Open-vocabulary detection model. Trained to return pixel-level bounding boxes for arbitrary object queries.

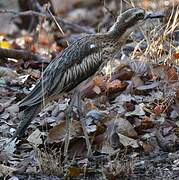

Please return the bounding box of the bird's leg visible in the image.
[63,94,75,161]
[74,90,93,158]
[73,77,94,158]
[63,89,93,161]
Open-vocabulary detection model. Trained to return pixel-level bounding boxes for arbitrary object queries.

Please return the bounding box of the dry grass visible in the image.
[35,1,179,178]
[102,150,136,179]
[36,147,64,176]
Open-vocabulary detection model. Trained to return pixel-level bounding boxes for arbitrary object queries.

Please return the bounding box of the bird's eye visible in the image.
[136,13,144,20]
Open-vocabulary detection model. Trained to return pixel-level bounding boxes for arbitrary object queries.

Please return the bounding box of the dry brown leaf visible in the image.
[38,30,50,46]
[141,142,154,152]
[123,101,135,112]
[68,137,87,158]
[135,117,154,134]
[114,118,138,138]
[67,166,95,177]
[67,166,82,177]
[140,116,154,129]
[92,75,106,86]
[93,133,106,150]
[85,102,97,111]
[154,104,163,115]
[106,80,127,94]
[30,44,38,53]
[173,52,179,59]
[24,35,33,44]
[111,67,133,81]
[48,121,82,141]
[166,67,178,81]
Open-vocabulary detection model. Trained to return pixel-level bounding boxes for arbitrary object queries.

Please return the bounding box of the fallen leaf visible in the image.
[48,121,82,141]
[114,94,135,103]
[136,82,160,91]
[67,166,96,177]
[114,118,138,138]
[118,133,139,148]
[67,166,82,177]
[125,104,145,116]
[173,52,179,59]
[0,40,11,49]
[141,142,154,152]
[27,129,43,146]
[38,30,50,45]
[154,104,163,115]
[93,75,105,86]
[24,35,33,44]
[86,109,106,120]
[123,101,135,112]
[68,137,87,158]
[166,67,178,81]
[111,67,133,81]
[135,116,154,133]
[106,80,127,94]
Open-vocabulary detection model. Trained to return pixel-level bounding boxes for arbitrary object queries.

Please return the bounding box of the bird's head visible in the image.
[108,7,164,38]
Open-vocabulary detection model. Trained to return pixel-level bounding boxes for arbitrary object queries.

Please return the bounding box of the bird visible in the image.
[11,7,164,141]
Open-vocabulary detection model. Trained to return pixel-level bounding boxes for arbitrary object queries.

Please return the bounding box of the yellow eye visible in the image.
[136,13,144,20]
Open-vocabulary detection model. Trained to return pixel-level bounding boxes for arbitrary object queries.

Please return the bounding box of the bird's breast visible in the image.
[102,44,120,61]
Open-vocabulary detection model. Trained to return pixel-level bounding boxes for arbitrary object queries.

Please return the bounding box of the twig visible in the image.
[0,9,94,34]
[103,0,116,19]
[47,5,69,46]
[0,47,46,61]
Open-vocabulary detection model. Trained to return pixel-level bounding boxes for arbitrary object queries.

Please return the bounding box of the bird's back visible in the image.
[19,34,105,109]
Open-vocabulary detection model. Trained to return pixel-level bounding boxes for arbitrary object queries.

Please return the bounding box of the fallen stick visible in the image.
[0,47,46,62]
[0,9,94,34]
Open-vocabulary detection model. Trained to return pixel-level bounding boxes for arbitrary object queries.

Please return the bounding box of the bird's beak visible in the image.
[145,12,165,19]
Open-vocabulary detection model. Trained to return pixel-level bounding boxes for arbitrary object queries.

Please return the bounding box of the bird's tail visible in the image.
[11,103,41,141]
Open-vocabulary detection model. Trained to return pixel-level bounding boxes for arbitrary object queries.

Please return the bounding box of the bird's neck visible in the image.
[106,21,133,45]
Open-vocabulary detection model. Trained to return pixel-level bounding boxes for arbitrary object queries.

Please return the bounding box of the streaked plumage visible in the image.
[12,8,164,140]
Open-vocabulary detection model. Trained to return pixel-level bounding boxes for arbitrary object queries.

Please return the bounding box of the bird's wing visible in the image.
[19,35,103,108]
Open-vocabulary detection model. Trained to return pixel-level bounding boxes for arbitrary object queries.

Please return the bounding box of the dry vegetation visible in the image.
[0,0,179,179]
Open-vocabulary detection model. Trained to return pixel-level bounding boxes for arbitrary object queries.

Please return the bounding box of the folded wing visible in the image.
[19,35,102,108]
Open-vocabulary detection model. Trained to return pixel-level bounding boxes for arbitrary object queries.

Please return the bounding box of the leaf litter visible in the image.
[0,0,179,179]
